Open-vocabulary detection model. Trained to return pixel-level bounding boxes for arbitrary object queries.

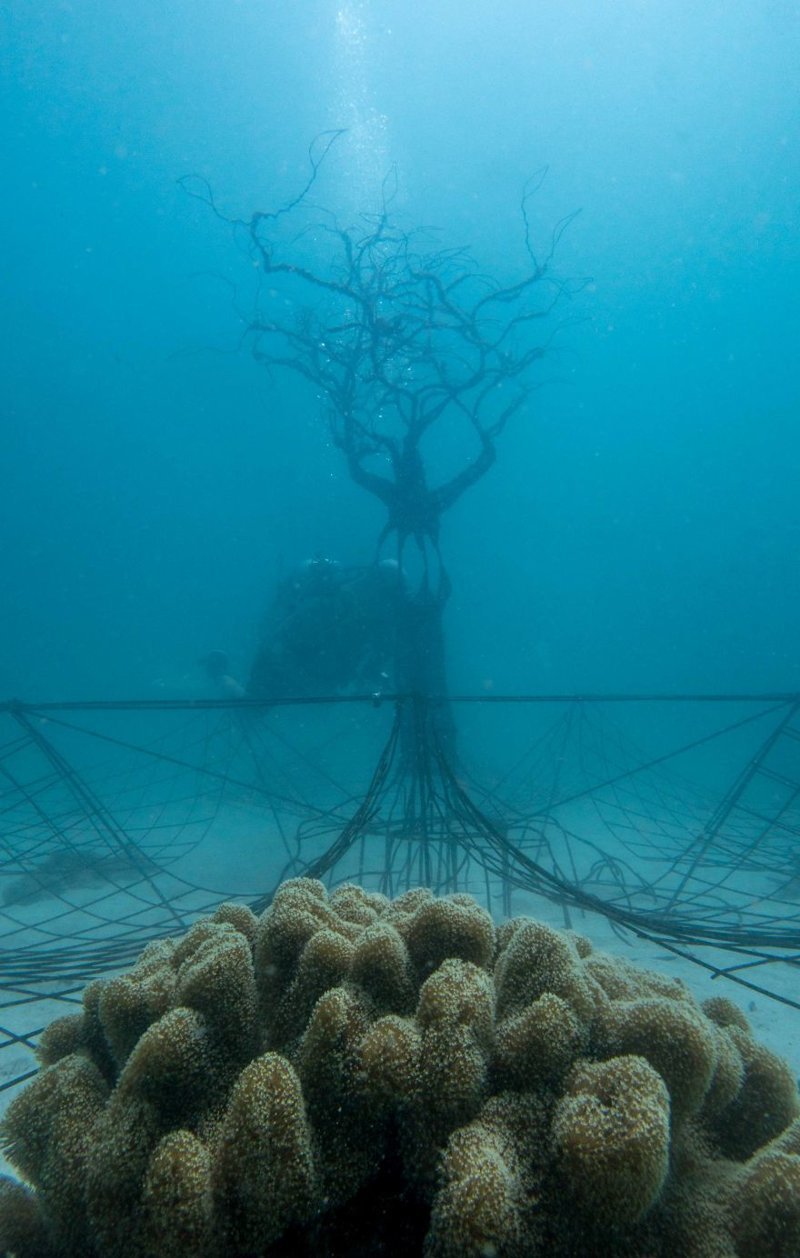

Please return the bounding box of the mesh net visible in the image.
[1,691,799,1104]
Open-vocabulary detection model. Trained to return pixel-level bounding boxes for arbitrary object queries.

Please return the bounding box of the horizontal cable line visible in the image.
[1,692,800,715]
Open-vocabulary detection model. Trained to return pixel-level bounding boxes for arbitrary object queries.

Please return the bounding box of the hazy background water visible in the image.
[3,0,799,705]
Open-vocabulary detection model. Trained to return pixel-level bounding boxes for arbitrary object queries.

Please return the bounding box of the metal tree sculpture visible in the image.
[227,139,579,735]
[186,137,581,895]
[243,141,575,588]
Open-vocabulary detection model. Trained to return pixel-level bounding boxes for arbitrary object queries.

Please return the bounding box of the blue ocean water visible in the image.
[4,5,800,1209]
[2,0,798,704]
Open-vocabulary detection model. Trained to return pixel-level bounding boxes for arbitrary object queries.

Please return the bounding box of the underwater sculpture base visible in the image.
[2,877,800,1257]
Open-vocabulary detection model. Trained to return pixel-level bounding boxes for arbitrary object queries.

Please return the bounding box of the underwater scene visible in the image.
[2,1,800,1253]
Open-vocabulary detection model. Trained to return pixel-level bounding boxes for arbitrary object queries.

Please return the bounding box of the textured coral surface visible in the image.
[1,879,799,1256]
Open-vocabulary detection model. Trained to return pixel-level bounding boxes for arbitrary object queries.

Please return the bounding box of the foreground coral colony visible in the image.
[1,880,800,1256]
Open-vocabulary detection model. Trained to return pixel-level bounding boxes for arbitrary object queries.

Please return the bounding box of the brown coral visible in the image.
[141,1130,213,1258]
[593,996,718,1120]
[493,991,585,1089]
[553,1054,671,1226]
[0,1177,50,1258]
[426,1092,551,1257]
[712,1024,800,1159]
[1,1053,108,1253]
[0,881,798,1258]
[175,924,258,1061]
[212,1053,315,1251]
[404,895,495,977]
[732,1145,800,1256]
[494,918,595,1022]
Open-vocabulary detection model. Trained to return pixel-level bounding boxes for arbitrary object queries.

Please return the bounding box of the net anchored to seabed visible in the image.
[1,690,800,1097]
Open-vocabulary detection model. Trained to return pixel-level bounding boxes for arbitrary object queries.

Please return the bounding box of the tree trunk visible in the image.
[395,588,456,763]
